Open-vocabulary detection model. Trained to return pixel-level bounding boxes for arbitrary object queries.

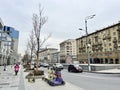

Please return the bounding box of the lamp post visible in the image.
[79,14,95,71]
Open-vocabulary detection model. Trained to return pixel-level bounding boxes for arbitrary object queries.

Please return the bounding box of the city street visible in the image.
[1,65,120,90]
[62,69,120,90]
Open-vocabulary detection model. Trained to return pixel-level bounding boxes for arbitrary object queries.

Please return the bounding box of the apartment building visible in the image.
[76,21,120,64]
[38,48,58,64]
[60,39,77,63]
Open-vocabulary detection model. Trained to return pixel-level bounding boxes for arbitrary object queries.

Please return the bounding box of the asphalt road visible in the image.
[62,69,120,90]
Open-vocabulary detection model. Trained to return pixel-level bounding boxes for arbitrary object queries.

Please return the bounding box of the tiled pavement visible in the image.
[0,65,20,90]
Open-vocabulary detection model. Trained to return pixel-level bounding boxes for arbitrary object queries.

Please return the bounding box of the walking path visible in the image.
[0,65,21,90]
[23,71,84,90]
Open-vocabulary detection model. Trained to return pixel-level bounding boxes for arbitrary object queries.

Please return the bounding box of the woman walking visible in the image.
[14,64,20,75]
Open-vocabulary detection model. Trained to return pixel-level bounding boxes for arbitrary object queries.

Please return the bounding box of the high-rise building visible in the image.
[2,26,19,64]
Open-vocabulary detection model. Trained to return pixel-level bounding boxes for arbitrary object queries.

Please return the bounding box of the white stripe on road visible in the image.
[63,70,119,81]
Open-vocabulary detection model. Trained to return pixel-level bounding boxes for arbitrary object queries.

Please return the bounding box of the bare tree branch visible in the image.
[32,4,50,72]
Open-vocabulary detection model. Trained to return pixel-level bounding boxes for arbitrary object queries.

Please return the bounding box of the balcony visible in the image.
[114,44,118,49]
[113,39,117,43]
[103,36,106,40]
[92,47,95,51]
[117,27,120,31]
[106,34,111,39]
[98,41,102,45]
[98,46,103,51]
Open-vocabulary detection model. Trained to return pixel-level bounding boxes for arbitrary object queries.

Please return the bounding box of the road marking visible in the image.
[63,70,119,80]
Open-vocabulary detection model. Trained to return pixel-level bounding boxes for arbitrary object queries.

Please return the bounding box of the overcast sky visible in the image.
[0,0,120,55]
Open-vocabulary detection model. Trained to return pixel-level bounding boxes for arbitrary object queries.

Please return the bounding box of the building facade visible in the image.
[60,39,77,63]
[0,20,19,65]
[76,21,120,64]
[2,26,19,64]
[51,52,60,63]
[38,48,58,64]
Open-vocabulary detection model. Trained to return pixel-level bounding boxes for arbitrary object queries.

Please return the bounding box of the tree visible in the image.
[32,4,51,73]
[28,30,36,62]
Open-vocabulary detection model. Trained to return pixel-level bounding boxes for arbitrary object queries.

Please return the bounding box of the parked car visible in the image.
[39,63,49,67]
[55,63,64,70]
[68,64,83,73]
[43,63,49,67]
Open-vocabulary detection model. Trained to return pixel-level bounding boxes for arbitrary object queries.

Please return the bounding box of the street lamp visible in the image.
[79,14,95,71]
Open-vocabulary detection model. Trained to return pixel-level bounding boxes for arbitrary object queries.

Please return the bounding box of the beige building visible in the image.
[38,48,58,64]
[76,21,120,64]
[60,39,77,63]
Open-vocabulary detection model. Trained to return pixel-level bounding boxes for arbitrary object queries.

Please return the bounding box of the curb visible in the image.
[83,70,120,74]
[90,71,120,74]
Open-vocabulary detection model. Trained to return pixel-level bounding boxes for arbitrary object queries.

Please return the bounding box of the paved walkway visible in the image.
[23,71,84,90]
[0,65,21,90]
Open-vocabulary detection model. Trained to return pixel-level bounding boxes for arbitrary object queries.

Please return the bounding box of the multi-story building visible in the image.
[2,26,19,64]
[0,19,13,65]
[51,52,60,63]
[60,39,77,63]
[76,21,120,64]
[0,18,3,29]
[38,48,58,64]
[0,18,19,65]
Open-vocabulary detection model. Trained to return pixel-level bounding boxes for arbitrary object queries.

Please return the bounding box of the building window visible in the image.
[110,59,113,64]
[104,44,106,47]
[113,32,116,35]
[114,37,117,40]
[110,48,112,51]
[115,59,119,64]
[104,49,107,52]
[105,58,108,63]
[113,27,115,30]
[109,43,111,46]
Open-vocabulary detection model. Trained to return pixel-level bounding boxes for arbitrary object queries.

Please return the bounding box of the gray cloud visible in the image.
[0,0,120,55]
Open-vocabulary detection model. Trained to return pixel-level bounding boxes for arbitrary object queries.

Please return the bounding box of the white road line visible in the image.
[62,70,119,80]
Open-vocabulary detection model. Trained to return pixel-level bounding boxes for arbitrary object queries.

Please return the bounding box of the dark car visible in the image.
[68,64,83,73]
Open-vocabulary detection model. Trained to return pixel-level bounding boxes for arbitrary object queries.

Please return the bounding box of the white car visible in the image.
[55,63,64,70]
[43,63,49,67]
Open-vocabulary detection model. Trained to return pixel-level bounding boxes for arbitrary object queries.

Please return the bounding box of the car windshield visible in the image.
[74,64,80,67]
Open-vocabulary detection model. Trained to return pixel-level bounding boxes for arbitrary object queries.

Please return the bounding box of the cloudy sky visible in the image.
[0,0,120,55]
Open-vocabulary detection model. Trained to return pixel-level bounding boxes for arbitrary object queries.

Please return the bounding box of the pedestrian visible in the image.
[3,63,7,71]
[14,63,20,75]
[53,64,57,71]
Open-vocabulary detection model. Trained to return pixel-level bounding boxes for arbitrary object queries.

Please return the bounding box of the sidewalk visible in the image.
[91,68,120,74]
[0,65,21,90]
[23,71,84,90]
